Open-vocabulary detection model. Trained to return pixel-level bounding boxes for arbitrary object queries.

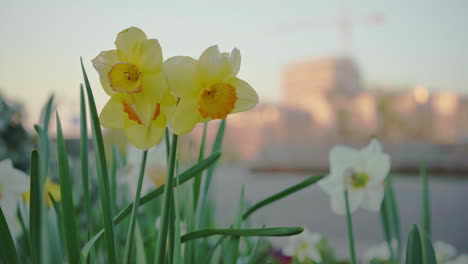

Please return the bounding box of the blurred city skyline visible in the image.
[1,0,468,129]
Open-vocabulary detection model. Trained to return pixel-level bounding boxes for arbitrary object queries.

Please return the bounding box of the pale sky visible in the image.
[1,0,468,130]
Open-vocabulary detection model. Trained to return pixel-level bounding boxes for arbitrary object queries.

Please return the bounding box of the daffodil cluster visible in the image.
[92,27,259,150]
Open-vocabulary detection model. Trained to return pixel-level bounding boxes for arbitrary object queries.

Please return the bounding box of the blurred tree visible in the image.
[0,94,33,171]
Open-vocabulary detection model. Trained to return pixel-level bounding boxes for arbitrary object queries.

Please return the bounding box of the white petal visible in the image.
[360,138,383,156]
[330,189,363,215]
[366,153,391,182]
[329,146,359,174]
[361,184,385,211]
[318,173,344,195]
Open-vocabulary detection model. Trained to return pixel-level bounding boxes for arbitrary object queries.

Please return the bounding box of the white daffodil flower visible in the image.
[0,159,29,235]
[362,240,398,263]
[119,143,167,200]
[318,139,390,215]
[434,241,457,264]
[446,254,468,264]
[283,228,322,263]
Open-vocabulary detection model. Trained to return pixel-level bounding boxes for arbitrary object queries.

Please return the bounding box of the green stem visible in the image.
[122,150,148,264]
[344,190,357,264]
[155,134,178,264]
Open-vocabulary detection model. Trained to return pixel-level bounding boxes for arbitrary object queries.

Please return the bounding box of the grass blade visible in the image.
[29,149,41,264]
[56,113,80,264]
[155,134,179,264]
[80,58,117,262]
[123,150,149,263]
[420,163,431,237]
[181,227,304,243]
[80,152,221,260]
[0,206,21,264]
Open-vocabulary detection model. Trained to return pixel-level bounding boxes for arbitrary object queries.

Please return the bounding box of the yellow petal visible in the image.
[163,56,202,98]
[226,48,241,79]
[127,83,164,126]
[45,178,61,206]
[92,50,120,96]
[135,39,163,73]
[115,27,147,61]
[99,94,135,129]
[170,99,202,135]
[140,72,168,102]
[197,45,230,85]
[125,123,165,150]
[228,78,259,113]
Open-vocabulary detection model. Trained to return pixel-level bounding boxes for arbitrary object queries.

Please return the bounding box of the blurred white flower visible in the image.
[434,241,457,263]
[362,240,398,263]
[283,228,322,263]
[446,254,468,264]
[0,159,29,236]
[119,143,167,199]
[318,139,390,215]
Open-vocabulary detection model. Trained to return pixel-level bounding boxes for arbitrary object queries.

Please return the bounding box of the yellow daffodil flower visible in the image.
[163,45,259,135]
[92,27,173,149]
[23,178,61,207]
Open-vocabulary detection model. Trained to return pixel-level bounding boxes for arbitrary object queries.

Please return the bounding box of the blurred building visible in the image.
[210,56,468,170]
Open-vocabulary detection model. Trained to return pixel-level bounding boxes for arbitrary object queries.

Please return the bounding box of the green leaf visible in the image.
[56,113,80,264]
[380,173,401,261]
[155,135,179,264]
[420,163,431,237]
[79,84,93,261]
[199,119,226,227]
[420,228,437,264]
[243,174,324,219]
[80,58,117,263]
[193,122,207,210]
[135,221,148,264]
[32,96,53,264]
[0,206,21,264]
[405,225,422,264]
[172,166,183,264]
[225,185,245,264]
[181,227,304,243]
[29,149,41,264]
[210,174,325,256]
[123,150,149,263]
[405,224,436,264]
[80,152,222,261]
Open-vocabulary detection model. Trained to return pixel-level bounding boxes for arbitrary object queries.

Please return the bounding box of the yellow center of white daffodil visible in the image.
[108,63,142,93]
[122,99,161,125]
[198,83,238,119]
[350,172,369,189]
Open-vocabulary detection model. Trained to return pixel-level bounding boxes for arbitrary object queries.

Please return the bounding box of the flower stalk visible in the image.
[345,190,357,264]
[123,150,149,263]
[155,134,178,263]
